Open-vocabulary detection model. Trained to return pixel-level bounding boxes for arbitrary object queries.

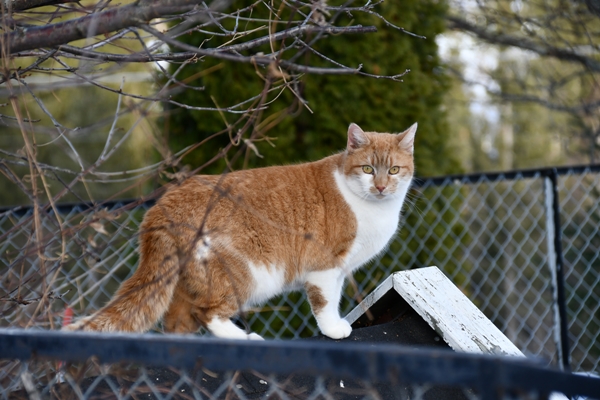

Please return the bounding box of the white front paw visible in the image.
[320,319,352,340]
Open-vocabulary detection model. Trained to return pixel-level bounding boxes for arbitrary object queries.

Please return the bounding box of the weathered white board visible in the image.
[345,266,524,357]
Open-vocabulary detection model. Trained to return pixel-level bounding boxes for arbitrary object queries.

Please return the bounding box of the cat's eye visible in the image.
[389,166,400,175]
[362,165,374,174]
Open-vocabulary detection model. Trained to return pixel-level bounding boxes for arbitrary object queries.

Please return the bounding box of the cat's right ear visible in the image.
[398,122,417,154]
[347,123,368,151]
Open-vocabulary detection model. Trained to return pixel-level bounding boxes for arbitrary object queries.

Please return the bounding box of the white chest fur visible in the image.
[333,170,409,271]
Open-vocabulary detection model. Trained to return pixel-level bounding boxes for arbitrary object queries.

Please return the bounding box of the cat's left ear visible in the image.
[398,123,417,154]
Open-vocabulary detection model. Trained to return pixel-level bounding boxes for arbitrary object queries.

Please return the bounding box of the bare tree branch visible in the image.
[42,24,376,64]
[2,0,202,55]
[4,0,76,12]
[139,23,376,76]
[446,15,600,73]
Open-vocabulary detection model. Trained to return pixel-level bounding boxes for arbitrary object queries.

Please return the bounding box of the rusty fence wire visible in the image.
[1,165,599,375]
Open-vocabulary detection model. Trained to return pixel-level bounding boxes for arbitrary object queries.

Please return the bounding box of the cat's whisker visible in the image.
[359,191,371,201]
[402,192,426,219]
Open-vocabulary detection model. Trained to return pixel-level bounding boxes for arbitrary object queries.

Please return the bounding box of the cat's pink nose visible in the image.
[376,185,386,193]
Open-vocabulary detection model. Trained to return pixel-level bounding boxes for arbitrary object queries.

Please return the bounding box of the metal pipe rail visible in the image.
[1,329,599,400]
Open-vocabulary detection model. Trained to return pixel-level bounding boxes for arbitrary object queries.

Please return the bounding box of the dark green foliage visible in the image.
[167,0,459,177]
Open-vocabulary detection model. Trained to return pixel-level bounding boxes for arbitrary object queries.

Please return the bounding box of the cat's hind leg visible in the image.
[305,268,352,339]
[163,288,262,340]
[179,255,263,340]
[163,287,202,334]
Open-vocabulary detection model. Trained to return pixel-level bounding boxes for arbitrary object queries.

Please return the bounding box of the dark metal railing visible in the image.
[1,329,599,400]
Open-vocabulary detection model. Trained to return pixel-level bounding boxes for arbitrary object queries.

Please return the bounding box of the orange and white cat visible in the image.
[65,122,417,340]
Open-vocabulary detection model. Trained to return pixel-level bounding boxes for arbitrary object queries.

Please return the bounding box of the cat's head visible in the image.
[341,123,416,201]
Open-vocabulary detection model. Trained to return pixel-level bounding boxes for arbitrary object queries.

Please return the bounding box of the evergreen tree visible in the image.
[166,0,460,177]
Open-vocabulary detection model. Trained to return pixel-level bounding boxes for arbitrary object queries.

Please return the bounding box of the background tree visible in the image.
[443,0,600,168]
[167,0,460,177]
[440,0,600,370]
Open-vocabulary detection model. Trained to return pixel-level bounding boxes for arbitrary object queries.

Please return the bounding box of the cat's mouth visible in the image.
[375,194,385,199]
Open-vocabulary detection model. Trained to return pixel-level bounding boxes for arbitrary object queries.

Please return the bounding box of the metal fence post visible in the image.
[543,169,571,372]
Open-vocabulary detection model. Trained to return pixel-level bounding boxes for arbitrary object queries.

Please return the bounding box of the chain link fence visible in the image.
[2,354,484,400]
[1,166,599,374]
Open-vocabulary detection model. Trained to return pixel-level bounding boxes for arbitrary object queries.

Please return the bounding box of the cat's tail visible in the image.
[64,222,181,333]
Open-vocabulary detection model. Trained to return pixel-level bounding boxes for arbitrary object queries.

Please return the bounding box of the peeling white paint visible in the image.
[392,267,523,356]
[345,267,524,357]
